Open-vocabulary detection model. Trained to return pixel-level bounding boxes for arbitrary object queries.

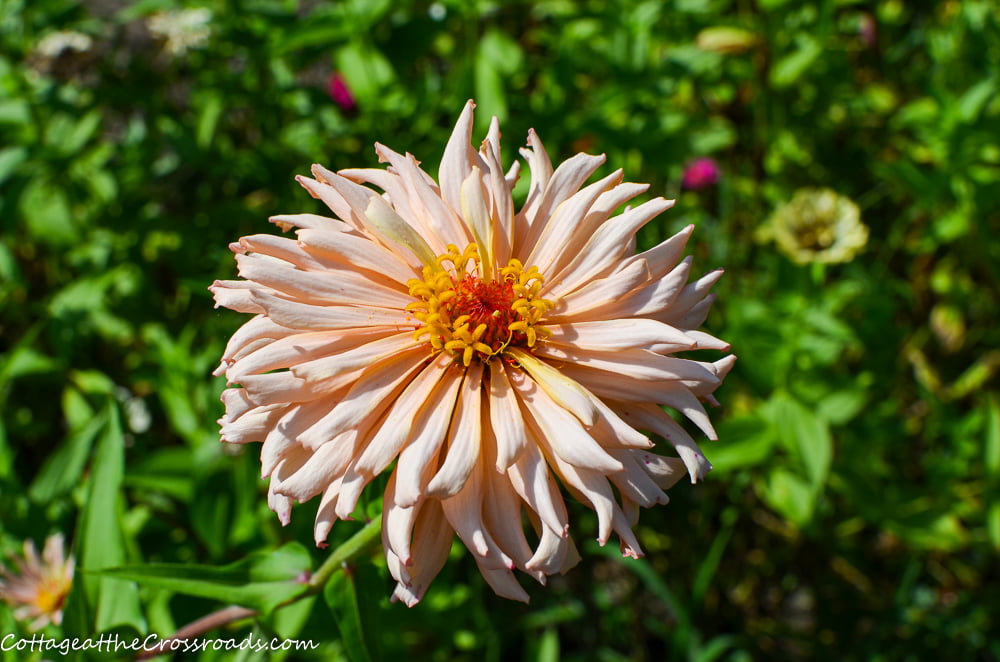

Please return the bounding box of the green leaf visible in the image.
[98,542,313,615]
[20,177,77,246]
[985,393,1000,476]
[988,502,1000,552]
[0,418,11,480]
[760,467,814,526]
[196,94,224,149]
[536,627,560,662]
[28,405,104,502]
[957,77,996,123]
[708,416,776,473]
[325,562,381,662]
[336,41,396,107]
[770,37,823,88]
[885,512,968,551]
[0,146,27,186]
[77,402,147,633]
[772,394,833,490]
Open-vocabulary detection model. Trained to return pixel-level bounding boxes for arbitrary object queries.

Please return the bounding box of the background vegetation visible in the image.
[2,0,998,660]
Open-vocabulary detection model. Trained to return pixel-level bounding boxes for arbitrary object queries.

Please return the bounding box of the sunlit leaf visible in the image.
[98,542,313,615]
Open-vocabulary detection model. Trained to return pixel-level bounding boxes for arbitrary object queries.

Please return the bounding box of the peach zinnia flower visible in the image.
[212,101,733,605]
[0,534,75,631]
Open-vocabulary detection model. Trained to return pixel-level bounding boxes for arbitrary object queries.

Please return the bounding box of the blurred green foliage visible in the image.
[1,0,998,660]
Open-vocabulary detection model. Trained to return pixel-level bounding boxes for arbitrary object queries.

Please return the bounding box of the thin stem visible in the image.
[134,515,383,661]
[137,606,256,660]
[306,514,383,594]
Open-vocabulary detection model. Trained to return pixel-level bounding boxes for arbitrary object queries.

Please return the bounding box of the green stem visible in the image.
[306,514,383,594]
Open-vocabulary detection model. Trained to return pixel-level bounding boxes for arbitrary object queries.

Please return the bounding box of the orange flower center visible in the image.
[407,243,554,365]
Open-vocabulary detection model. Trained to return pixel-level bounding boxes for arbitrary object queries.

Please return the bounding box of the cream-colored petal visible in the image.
[427,362,484,498]
[234,233,321,267]
[274,430,359,501]
[362,194,438,268]
[383,486,453,606]
[621,224,694,279]
[520,152,606,247]
[477,566,530,603]
[291,332,419,383]
[489,359,528,471]
[506,441,569,537]
[478,132,514,266]
[210,280,265,313]
[217,315,296,368]
[535,344,721,385]
[460,166,496,275]
[372,143,469,244]
[508,348,599,427]
[545,319,695,352]
[481,458,537,577]
[607,449,672,508]
[296,227,417,286]
[218,388,260,425]
[509,368,624,473]
[684,330,732,352]
[312,475,346,546]
[514,128,553,240]
[624,256,693,319]
[439,100,487,217]
[392,365,465,508]
[250,288,413,330]
[235,252,414,309]
[658,270,724,326]
[269,212,349,232]
[352,355,458,478]
[613,402,713,483]
[547,258,651,321]
[524,168,623,276]
[226,327,399,382]
[547,197,674,296]
[295,347,430,449]
[219,405,284,444]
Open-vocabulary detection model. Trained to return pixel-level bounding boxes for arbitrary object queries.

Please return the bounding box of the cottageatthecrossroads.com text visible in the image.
[2,632,320,656]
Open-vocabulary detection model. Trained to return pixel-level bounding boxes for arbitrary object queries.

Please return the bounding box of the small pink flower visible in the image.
[0,534,75,631]
[681,158,721,190]
[327,73,356,112]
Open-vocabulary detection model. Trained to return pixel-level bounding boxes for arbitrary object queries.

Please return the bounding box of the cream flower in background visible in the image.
[0,534,75,631]
[212,101,734,605]
[147,8,212,56]
[757,187,868,264]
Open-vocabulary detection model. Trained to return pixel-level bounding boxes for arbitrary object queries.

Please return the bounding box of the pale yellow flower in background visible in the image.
[211,101,734,605]
[757,187,869,264]
[147,8,212,56]
[0,534,75,631]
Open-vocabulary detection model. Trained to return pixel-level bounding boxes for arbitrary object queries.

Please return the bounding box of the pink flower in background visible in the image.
[327,73,356,111]
[212,100,733,605]
[681,157,721,190]
[0,534,75,631]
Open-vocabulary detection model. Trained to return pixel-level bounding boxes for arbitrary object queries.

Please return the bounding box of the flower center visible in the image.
[407,243,554,366]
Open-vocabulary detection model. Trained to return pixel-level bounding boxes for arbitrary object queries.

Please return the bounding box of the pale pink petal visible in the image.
[392,366,465,508]
[489,360,528,471]
[508,368,623,473]
[296,227,418,286]
[520,152,606,247]
[235,251,414,309]
[613,401,714,482]
[427,362,484,497]
[439,100,486,217]
[250,289,413,330]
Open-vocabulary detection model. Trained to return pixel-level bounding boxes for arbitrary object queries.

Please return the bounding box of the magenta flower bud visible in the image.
[327,73,356,111]
[681,158,721,190]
